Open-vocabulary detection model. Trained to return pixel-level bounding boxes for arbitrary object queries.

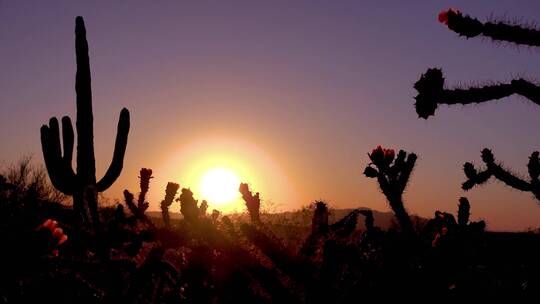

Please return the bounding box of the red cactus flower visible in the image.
[39,219,68,256]
[438,8,461,25]
[369,145,385,164]
[369,146,395,168]
[383,148,395,163]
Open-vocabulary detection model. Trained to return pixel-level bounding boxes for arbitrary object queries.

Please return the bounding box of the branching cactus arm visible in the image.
[439,8,540,46]
[462,148,540,202]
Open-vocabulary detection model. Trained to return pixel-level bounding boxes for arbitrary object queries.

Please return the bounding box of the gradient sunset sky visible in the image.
[2,1,540,230]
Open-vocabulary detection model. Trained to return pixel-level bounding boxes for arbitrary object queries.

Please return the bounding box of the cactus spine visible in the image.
[40,16,130,227]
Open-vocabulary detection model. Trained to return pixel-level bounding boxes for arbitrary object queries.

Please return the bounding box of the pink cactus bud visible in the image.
[438,8,461,26]
[384,148,395,163]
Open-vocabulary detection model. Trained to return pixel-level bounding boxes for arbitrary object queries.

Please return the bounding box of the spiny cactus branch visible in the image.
[137,168,153,209]
[414,68,540,119]
[462,148,540,202]
[440,8,540,46]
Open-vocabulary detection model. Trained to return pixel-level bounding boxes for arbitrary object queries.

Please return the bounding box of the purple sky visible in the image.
[2,1,540,230]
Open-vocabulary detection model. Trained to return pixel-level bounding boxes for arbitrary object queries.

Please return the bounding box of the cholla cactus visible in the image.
[199,200,208,217]
[329,209,360,237]
[312,201,329,234]
[457,197,470,227]
[359,209,375,232]
[414,68,540,119]
[138,168,153,211]
[462,148,540,203]
[414,9,540,118]
[423,197,485,247]
[123,190,139,217]
[364,146,416,235]
[239,183,260,224]
[178,188,199,223]
[123,168,154,223]
[40,17,130,227]
[160,182,180,228]
[211,209,220,223]
[439,8,540,46]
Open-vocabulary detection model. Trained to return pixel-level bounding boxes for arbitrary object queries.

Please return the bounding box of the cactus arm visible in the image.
[488,163,531,191]
[75,16,96,184]
[462,149,540,202]
[414,68,540,119]
[96,108,130,192]
[397,153,417,193]
[441,84,515,105]
[445,10,540,46]
[40,119,74,195]
[61,116,74,165]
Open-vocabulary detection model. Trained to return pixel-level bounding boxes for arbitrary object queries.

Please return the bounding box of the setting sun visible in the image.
[199,167,241,206]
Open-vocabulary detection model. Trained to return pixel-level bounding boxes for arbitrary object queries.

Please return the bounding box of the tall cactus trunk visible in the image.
[388,196,414,236]
[40,16,130,230]
[75,16,97,187]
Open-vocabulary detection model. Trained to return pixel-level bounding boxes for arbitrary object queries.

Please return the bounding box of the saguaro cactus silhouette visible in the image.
[462,148,540,203]
[40,16,130,227]
[364,146,416,235]
[414,9,540,118]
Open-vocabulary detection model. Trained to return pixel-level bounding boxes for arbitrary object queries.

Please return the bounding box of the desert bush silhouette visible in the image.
[414,9,540,119]
[40,16,130,229]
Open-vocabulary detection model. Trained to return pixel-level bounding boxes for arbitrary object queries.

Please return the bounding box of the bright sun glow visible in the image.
[199,168,240,205]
